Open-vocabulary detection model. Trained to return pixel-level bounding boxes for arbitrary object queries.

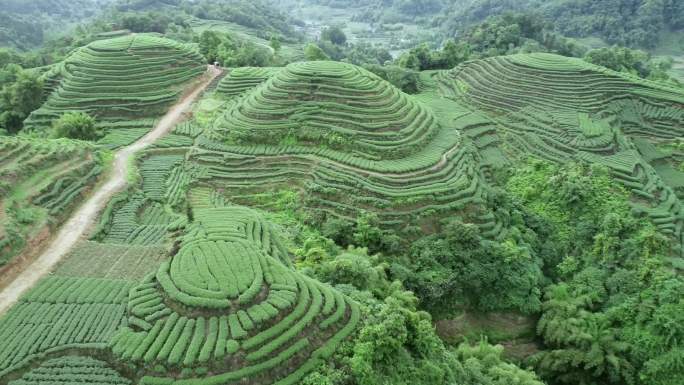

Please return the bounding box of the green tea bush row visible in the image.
[212,61,440,160]
[7,356,131,385]
[108,206,359,383]
[216,67,281,98]
[0,277,130,373]
[24,34,205,135]
[140,154,185,201]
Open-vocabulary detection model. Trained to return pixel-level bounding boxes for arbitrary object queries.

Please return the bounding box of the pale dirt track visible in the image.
[0,66,221,316]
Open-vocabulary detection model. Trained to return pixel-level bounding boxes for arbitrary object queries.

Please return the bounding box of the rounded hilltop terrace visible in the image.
[190,61,500,234]
[214,61,440,160]
[24,34,206,134]
[438,52,684,166]
[110,206,360,385]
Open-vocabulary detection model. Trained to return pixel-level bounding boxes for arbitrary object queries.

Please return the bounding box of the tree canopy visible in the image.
[51,112,101,140]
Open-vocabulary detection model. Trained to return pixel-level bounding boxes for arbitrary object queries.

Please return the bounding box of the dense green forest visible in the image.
[0,1,683,385]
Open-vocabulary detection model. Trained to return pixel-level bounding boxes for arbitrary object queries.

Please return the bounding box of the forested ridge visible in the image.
[0,1,683,385]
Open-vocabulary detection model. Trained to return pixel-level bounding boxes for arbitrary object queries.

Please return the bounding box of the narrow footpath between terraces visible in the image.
[0,65,222,315]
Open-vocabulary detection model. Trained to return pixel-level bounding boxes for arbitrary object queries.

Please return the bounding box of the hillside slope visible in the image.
[0,137,104,267]
[197,61,497,236]
[440,52,684,259]
[25,34,206,148]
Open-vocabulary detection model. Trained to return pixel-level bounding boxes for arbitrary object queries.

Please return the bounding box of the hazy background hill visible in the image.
[270,0,684,49]
[0,0,114,50]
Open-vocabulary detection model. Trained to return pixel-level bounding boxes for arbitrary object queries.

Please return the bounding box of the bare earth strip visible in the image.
[0,66,222,315]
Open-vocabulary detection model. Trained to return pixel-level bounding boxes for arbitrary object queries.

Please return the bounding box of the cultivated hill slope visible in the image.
[24,34,206,148]
[215,67,281,99]
[216,61,440,160]
[194,61,499,235]
[0,205,359,385]
[112,206,359,385]
[439,52,684,257]
[0,137,104,266]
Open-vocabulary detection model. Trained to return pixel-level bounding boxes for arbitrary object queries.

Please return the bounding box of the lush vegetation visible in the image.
[0,61,44,135]
[396,11,679,85]
[584,46,677,82]
[198,30,275,67]
[507,161,684,385]
[24,34,205,145]
[0,137,105,266]
[0,2,683,385]
[52,112,101,140]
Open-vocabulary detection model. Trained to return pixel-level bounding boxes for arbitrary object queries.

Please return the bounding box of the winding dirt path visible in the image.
[0,66,222,316]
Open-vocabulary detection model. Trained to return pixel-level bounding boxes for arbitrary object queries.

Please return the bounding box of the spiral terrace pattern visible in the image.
[24,34,205,145]
[110,206,360,385]
[440,52,684,256]
[214,61,440,160]
[7,356,131,385]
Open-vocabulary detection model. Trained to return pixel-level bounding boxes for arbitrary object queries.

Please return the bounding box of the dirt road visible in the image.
[0,66,221,316]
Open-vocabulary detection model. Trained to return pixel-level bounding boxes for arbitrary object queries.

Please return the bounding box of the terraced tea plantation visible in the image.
[0,137,104,267]
[439,53,684,256]
[0,200,359,385]
[25,34,205,148]
[112,206,359,385]
[0,77,361,383]
[196,62,497,234]
[215,67,281,99]
[217,61,440,159]
[2,27,684,384]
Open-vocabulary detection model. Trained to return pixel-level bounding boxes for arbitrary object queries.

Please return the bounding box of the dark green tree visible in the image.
[362,64,420,94]
[51,112,100,140]
[269,34,282,54]
[198,30,273,67]
[0,68,43,134]
[321,26,347,46]
[304,43,331,61]
[439,39,472,69]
